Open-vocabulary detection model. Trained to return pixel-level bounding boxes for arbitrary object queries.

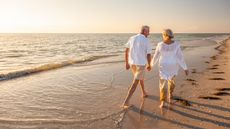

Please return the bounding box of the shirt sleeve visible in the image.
[176,44,188,70]
[151,43,160,67]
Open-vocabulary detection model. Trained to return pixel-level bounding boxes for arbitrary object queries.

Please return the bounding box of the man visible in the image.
[122,25,152,108]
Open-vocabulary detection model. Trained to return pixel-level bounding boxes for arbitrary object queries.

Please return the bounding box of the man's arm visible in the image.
[125,48,130,70]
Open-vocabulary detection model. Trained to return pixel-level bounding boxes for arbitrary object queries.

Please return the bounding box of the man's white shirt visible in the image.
[126,34,152,66]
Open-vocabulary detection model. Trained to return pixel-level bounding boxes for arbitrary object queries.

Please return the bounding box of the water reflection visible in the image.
[139,98,146,121]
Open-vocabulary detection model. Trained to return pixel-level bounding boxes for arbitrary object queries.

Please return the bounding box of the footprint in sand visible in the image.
[191,69,197,73]
[207,67,218,70]
[191,82,198,86]
[198,96,221,100]
[186,78,196,82]
[205,61,210,64]
[173,97,191,106]
[215,88,230,91]
[213,92,230,96]
[186,78,198,86]
[210,56,217,60]
[208,78,225,80]
[213,72,225,74]
[218,50,224,54]
[212,64,219,67]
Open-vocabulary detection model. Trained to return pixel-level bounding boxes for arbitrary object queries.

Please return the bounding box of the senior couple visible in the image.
[122,26,189,109]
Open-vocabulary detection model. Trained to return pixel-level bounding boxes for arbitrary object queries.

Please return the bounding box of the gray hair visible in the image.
[163,29,174,38]
[141,25,150,33]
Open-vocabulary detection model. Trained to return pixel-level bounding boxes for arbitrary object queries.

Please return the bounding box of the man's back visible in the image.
[126,34,152,66]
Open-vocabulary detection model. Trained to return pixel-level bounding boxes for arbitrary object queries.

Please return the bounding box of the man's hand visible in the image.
[126,63,130,70]
[185,70,189,76]
[147,65,151,71]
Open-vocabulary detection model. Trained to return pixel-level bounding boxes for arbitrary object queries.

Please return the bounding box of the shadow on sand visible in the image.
[131,106,203,129]
[142,95,230,128]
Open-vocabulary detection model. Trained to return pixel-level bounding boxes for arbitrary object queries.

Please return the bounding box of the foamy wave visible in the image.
[0,109,126,125]
[0,55,118,81]
[213,35,230,50]
[207,35,230,44]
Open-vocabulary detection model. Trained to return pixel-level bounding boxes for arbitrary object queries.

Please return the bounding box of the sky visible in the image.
[0,0,229,33]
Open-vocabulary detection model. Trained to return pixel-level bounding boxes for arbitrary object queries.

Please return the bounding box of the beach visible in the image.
[0,0,229,128]
[0,34,229,129]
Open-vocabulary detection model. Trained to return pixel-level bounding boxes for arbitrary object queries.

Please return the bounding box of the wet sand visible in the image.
[0,38,229,129]
[121,38,230,129]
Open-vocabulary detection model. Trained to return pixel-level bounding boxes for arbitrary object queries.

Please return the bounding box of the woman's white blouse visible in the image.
[151,41,188,80]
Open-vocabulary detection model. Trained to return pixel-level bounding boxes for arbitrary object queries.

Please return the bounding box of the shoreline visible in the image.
[0,34,228,82]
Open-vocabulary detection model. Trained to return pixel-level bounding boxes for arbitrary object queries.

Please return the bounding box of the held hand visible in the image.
[185,70,189,76]
[126,63,130,70]
[147,65,151,71]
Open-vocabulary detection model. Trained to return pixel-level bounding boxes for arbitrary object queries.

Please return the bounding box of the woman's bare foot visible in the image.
[168,95,173,104]
[159,101,164,108]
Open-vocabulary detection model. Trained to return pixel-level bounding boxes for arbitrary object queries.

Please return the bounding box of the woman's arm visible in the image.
[176,45,189,75]
[151,43,160,67]
[176,45,187,69]
[176,44,189,75]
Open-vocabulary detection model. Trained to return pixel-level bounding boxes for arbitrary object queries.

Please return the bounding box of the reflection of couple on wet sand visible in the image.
[122,25,189,109]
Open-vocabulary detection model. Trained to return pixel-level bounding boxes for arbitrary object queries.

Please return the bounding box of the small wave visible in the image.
[214,36,230,50]
[208,34,230,44]
[4,54,24,58]
[0,109,126,125]
[0,55,118,81]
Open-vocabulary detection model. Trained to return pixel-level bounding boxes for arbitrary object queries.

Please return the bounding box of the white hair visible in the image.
[163,29,174,38]
[141,25,150,33]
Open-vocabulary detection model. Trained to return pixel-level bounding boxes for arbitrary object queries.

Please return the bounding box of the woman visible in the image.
[151,29,189,108]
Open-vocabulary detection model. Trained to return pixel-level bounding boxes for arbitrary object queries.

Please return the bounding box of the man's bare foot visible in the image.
[142,94,148,98]
[121,104,133,109]
[159,101,164,108]
[142,91,148,98]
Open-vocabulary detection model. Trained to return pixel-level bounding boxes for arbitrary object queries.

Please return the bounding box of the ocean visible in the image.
[0,33,229,80]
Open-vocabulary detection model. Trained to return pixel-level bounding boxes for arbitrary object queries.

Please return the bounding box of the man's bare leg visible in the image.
[122,79,139,108]
[140,80,148,98]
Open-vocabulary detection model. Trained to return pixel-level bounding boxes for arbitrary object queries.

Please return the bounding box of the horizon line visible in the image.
[0,32,230,34]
